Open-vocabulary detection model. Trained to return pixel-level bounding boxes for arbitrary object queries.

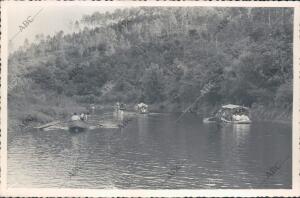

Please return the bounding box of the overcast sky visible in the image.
[6,3,120,51]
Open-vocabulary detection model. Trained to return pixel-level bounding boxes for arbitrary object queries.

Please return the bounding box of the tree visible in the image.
[142,63,165,103]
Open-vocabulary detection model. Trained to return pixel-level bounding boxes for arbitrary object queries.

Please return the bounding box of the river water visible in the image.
[8,112,292,189]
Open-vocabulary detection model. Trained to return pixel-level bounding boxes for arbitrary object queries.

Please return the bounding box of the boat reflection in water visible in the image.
[232,124,251,147]
[233,124,251,133]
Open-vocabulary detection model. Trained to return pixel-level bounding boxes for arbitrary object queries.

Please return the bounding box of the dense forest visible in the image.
[8,7,293,127]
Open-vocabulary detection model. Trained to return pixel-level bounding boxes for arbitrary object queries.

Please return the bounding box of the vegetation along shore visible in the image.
[8,7,293,130]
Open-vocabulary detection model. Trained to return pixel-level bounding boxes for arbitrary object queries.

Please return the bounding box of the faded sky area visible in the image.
[6,3,119,52]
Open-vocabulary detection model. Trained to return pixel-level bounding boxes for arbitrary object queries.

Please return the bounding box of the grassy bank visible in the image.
[250,105,292,124]
[8,86,87,132]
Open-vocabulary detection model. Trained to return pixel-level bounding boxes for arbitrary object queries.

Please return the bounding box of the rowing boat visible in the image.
[68,120,88,132]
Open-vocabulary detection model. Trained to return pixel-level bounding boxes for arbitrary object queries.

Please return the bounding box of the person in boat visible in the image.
[71,113,81,121]
[119,103,126,110]
[90,104,95,114]
[136,102,148,113]
[115,102,120,111]
[80,113,86,121]
[84,112,89,121]
[233,111,250,122]
[233,113,240,121]
[239,113,250,121]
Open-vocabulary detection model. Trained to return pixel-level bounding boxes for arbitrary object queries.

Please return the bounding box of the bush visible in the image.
[275,81,292,109]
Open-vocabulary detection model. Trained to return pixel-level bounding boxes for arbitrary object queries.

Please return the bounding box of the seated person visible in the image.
[80,113,85,121]
[84,112,89,121]
[71,113,81,121]
[240,114,250,121]
[233,114,241,121]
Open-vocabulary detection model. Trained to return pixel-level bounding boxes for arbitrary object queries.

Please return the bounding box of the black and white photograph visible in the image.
[1,1,300,197]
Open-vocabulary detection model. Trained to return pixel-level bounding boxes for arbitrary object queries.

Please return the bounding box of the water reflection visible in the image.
[232,124,250,145]
[113,110,124,122]
[137,114,149,144]
[233,124,250,134]
[8,113,292,189]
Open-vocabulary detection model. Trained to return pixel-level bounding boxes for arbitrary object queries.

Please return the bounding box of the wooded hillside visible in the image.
[8,7,293,115]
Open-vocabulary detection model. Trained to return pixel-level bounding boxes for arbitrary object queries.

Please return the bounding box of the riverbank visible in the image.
[8,92,87,133]
[250,105,292,124]
[72,102,293,124]
[9,96,292,133]
[144,102,292,124]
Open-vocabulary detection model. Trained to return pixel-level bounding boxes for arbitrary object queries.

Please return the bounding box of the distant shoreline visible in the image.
[8,101,292,135]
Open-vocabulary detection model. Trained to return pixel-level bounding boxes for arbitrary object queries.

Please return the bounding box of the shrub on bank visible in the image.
[250,104,292,123]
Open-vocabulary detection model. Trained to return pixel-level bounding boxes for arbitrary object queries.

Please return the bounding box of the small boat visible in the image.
[69,120,88,132]
[34,121,61,130]
[220,117,251,124]
[215,104,251,124]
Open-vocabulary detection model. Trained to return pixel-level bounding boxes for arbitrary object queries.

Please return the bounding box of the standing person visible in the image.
[84,112,89,121]
[90,104,95,114]
[115,102,120,111]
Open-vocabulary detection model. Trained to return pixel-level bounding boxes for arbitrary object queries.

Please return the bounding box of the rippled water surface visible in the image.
[8,113,292,189]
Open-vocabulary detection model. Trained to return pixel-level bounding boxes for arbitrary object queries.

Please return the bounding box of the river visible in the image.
[8,112,292,189]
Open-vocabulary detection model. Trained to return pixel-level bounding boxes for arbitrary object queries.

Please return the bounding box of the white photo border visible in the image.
[1,1,299,197]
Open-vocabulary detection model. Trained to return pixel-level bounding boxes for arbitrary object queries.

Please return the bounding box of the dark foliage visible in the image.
[9,7,293,111]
